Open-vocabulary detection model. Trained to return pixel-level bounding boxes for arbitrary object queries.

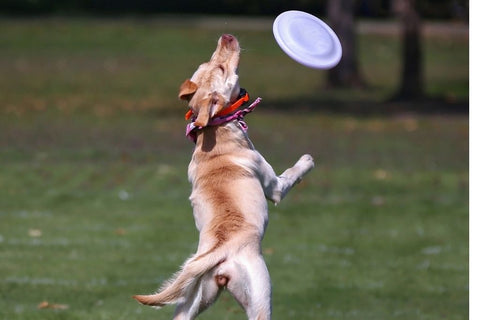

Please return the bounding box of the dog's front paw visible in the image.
[296,154,314,174]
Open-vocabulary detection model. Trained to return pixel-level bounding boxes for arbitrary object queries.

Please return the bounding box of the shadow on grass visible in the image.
[261,96,468,116]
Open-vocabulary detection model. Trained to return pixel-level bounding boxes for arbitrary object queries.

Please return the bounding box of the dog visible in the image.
[133,34,314,320]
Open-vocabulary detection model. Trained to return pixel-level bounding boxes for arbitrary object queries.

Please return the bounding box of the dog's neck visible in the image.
[194,122,253,156]
[186,96,262,144]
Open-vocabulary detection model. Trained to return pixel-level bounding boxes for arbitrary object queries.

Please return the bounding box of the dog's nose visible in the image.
[222,34,234,43]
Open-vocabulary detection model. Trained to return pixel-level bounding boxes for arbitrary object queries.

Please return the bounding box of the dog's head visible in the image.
[179,34,241,127]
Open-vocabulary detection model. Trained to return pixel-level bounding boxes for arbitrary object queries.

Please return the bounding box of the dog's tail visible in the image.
[132,244,227,307]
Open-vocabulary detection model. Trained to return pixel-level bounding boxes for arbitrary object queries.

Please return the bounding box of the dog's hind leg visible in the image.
[173,271,222,320]
[226,251,271,320]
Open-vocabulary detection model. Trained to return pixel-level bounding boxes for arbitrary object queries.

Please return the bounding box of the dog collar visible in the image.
[184,88,250,121]
[186,96,262,143]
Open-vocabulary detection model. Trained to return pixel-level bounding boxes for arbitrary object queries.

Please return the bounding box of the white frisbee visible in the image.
[273,10,342,69]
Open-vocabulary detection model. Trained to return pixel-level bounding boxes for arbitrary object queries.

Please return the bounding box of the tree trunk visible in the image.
[393,0,424,99]
[326,0,365,88]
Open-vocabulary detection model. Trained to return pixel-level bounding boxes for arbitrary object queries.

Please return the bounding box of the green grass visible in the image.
[0,17,468,319]
[0,17,468,115]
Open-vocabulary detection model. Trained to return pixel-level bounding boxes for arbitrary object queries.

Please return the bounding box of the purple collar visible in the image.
[185,97,262,143]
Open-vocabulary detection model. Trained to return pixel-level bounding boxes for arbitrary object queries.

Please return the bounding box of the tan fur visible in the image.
[180,34,241,127]
[193,126,256,248]
[133,34,314,320]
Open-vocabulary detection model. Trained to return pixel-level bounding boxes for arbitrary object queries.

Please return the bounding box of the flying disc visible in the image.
[273,10,342,69]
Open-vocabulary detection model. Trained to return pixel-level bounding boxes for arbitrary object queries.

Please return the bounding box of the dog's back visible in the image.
[133,34,314,320]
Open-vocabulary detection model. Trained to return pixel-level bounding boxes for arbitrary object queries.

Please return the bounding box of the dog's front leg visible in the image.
[276,154,315,201]
[256,154,314,205]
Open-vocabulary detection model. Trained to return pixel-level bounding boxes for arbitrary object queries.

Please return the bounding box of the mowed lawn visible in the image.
[0,17,468,319]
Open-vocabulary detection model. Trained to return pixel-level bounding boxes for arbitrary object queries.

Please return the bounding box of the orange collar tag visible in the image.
[185,109,194,121]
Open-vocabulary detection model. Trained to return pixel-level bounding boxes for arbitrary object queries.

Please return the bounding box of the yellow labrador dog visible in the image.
[133,34,314,320]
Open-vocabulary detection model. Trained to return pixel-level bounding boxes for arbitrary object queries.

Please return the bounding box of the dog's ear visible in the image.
[193,98,210,127]
[193,92,226,127]
[178,79,198,101]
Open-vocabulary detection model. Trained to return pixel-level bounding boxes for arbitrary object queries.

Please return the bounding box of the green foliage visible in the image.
[0,18,468,319]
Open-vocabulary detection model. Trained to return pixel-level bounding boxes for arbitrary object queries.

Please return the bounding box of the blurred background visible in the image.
[0,0,470,19]
[0,1,469,320]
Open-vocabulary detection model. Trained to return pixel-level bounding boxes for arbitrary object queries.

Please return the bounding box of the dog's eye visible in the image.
[218,65,225,73]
